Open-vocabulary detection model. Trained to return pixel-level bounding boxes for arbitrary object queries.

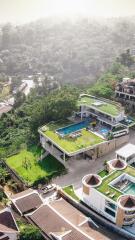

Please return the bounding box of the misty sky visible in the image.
[0,0,135,24]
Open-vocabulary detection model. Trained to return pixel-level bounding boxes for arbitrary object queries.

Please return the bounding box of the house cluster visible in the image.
[115,77,135,110]
[2,187,112,240]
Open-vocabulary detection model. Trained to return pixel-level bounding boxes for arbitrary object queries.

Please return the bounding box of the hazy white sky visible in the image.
[0,0,135,24]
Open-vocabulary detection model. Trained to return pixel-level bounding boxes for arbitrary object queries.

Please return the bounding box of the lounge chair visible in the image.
[110,193,116,198]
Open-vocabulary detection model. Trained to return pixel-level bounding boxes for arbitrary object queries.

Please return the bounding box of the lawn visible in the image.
[98,169,108,178]
[97,165,135,201]
[6,146,65,185]
[78,96,120,116]
[41,122,104,154]
[63,185,80,201]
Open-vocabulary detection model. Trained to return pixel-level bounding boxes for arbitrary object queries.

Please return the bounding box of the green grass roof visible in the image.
[97,165,135,202]
[40,121,104,155]
[78,95,122,117]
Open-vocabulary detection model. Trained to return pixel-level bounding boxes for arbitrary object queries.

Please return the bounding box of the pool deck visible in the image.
[96,165,135,202]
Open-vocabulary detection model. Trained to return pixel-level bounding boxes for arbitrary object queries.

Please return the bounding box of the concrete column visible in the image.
[51,143,53,154]
[63,152,66,162]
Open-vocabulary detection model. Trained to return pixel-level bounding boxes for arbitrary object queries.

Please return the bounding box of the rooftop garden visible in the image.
[63,185,80,201]
[40,121,104,154]
[98,169,109,178]
[6,145,66,186]
[97,165,135,202]
[78,95,121,117]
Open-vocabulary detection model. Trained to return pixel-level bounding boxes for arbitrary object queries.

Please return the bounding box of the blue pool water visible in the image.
[123,183,135,195]
[56,120,90,136]
[100,128,109,135]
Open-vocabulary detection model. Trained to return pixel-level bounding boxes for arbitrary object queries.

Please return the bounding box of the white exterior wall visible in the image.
[83,187,116,223]
[115,111,125,122]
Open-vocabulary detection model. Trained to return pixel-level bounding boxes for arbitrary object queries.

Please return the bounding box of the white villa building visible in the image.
[82,158,135,233]
[78,94,125,127]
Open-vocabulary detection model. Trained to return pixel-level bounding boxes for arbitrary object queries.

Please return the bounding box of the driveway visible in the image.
[54,129,135,188]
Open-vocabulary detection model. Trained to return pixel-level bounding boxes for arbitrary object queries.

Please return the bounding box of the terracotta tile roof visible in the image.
[29,205,71,235]
[79,221,109,240]
[15,193,43,214]
[112,159,125,169]
[87,175,99,186]
[28,199,111,240]
[50,199,86,226]
[63,229,90,240]
[0,210,18,233]
[11,189,34,200]
[122,196,135,208]
[1,237,9,240]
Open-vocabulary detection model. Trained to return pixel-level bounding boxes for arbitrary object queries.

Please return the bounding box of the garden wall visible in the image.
[86,134,129,159]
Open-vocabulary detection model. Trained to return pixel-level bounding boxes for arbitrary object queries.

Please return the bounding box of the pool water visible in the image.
[99,126,110,136]
[100,128,109,135]
[123,183,135,195]
[56,120,90,136]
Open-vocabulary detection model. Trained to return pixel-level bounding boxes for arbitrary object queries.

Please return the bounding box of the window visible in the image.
[105,207,115,217]
[105,201,116,210]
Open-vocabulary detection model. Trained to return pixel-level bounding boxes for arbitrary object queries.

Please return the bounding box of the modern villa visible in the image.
[78,94,132,132]
[39,120,105,165]
[39,94,130,165]
[82,158,135,234]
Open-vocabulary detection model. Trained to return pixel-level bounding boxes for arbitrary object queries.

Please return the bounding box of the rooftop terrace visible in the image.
[97,165,135,202]
[39,121,104,155]
[78,94,123,117]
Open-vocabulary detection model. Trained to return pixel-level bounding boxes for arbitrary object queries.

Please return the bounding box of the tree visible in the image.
[19,222,44,240]
[118,49,134,67]
[0,167,9,185]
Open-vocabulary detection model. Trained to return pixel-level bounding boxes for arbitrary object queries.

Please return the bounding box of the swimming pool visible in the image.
[56,120,90,136]
[100,128,109,135]
[99,126,110,136]
[123,183,135,195]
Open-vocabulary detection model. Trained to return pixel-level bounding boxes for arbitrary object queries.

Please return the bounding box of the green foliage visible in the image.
[0,87,78,155]
[0,167,9,185]
[117,49,134,67]
[18,221,44,240]
[6,145,66,185]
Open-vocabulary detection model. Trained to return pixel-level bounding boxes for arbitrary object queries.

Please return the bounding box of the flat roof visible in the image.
[39,121,104,155]
[97,164,135,202]
[28,198,109,240]
[116,143,135,159]
[78,94,123,117]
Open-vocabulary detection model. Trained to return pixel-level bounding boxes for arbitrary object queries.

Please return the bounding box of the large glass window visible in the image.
[105,207,115,217]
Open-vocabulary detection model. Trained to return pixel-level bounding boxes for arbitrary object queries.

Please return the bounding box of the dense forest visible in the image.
[1,17,135,157]
[0,17,135,85]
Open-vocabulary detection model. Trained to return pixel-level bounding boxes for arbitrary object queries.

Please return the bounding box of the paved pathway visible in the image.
[54,129,135,188]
